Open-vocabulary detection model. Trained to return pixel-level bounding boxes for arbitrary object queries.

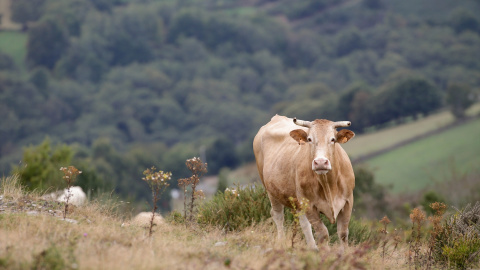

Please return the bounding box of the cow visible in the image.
[253,115,355,249]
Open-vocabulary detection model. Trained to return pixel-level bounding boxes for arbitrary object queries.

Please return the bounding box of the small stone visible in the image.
[27,211,39,216]
[214,241,227,247]
[263,248,273,254]
[62,218,78,224]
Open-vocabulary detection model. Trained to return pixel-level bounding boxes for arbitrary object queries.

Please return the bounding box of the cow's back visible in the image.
[253,115,308,200]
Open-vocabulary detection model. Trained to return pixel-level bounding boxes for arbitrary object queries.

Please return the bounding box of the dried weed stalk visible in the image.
[178,157,207,226]
[59,166,82,219]
[379,215,391,261]
[377,215,402,264]
[142,166,171,237]
[409,207,426,269]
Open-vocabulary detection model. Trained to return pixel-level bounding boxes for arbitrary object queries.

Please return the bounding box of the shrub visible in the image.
[434,202,480,269]
[32,245,66,270]
[197,183,271,231]
[13,138,73,191]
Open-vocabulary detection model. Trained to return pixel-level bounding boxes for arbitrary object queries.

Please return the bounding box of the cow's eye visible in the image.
[307,137,312,142]
[331,138,336,143]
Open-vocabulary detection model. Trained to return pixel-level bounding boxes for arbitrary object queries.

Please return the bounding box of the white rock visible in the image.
[214,241,227,247]
[61,218,78,224]
[57,186,87,206]
[131,212,164,227]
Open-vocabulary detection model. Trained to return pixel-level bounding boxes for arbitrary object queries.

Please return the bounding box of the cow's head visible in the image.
[289,118,355,175]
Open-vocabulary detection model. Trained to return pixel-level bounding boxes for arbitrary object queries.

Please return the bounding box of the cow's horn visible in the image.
[293,118,312,128]
[333,121,351,128]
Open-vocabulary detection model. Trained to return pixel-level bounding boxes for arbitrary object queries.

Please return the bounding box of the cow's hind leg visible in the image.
[336,197,353,249]
[269,196,285,243]
[306,210,330,246]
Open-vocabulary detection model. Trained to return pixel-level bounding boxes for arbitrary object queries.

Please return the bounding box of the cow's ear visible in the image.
[290,129,308,145]
[336,129,355,144]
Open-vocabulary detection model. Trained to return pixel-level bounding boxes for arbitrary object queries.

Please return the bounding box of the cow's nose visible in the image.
[314,158,329,167]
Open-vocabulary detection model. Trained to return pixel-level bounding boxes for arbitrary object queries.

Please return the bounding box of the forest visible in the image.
[1,0,479,209]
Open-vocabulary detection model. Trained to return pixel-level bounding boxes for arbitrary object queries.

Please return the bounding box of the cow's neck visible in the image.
[314,167,342,223]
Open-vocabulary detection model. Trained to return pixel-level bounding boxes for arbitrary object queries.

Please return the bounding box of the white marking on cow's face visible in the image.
[308,121,337,173]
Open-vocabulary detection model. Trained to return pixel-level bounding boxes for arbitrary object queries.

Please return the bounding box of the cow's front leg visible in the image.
[299,214,317,250]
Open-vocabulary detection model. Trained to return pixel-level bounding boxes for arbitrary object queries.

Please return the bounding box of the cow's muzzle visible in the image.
[312,158,331,174]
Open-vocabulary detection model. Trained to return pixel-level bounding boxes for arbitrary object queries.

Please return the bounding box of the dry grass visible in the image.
[0,175,414,270]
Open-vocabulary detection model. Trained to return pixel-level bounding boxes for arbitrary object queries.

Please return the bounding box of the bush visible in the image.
[32,245,66,270]
[197,183,271,230]
[434,202,480,269]
[13,138,73,191]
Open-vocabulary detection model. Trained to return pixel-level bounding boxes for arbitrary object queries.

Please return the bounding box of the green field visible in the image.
[365,116,480,193]
[0,31,27,69]
[343,104,480,159]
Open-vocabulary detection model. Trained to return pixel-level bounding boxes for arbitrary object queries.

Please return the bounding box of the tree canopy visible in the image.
[1,0,479,209]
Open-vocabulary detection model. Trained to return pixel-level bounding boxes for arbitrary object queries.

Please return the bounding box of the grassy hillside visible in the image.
[365,116,480,193]
[3,172,480,269]
[0,175,405,269]
[0,31,27,69]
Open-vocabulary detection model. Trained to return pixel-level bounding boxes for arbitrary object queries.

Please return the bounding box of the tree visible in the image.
[450,8,480,34]
[27,18,69,69]
[446,83,476,119]
[338,83,373,131]
[10,0,46,31]
[335,28,365,57]
[371,77,443,126]
[42,0,92,37]
[0,52,16,71]
[206,137,239,175]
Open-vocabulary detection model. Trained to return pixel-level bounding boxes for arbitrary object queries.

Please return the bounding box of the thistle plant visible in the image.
[142,166,172,237]
[178,157,207,226]
[288,197,309,249]
[379,215,391,261]
[377,215,402,263]
[409,207,426,268]
[59,166,82,219]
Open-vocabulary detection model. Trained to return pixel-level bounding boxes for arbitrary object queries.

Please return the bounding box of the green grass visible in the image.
[0,31,27,70]
[365,117,480,193]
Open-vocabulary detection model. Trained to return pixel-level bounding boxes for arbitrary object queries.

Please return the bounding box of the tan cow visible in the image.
[253,115,355,249]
